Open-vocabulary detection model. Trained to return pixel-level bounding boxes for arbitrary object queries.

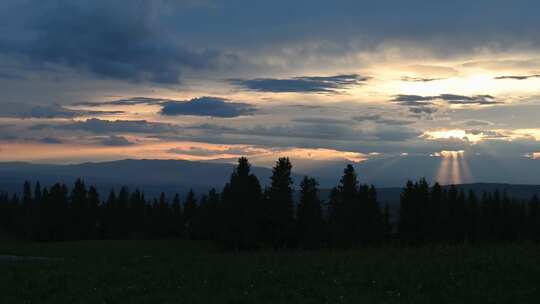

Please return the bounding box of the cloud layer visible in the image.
[0,1,229,84]
[393,94,499,106]
[160,97,256,117]
[0,0,540,185]
[229,74,369,93]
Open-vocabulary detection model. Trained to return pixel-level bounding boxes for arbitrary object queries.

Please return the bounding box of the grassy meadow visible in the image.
[1,240,540,303]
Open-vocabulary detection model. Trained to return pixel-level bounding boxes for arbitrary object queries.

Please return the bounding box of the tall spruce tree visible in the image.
[266,157,295,248]
[171,193,184,238]
[337,164,363,247]
[70,178,88,240]
[129,189,146,238]
[192,189,220,240]
[398,180,415,243]
[116,186,130,239]
[103,189,117,239]
[327,187,342,246]
[183,189,197,238]
[365,185,383,244]
[22,181,35,239]
[296,176,324,249]
[48,183,69,241]
[87,186,100,239]
[429,182,443,242]
[221,157,262,249]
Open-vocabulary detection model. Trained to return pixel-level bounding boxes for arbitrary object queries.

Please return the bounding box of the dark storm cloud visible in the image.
[392,94,500,106]
[160,97,256,118]
[228,74,369,93]
[0,1,229,84]
[495,74,540,80]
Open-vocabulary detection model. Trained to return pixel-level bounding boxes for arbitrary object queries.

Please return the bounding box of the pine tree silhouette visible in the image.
[4,160,540,247]
[296,176,324,249]
[221,157,262,250]
[87,186,100,239]
[70,178,88,240]
[171,193,184,238]
[183,189,197,238]
[266,157,295,248]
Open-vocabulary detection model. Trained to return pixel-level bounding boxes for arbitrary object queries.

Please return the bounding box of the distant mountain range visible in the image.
[0,160,540,209]
[0,159,277,198]
[1,159,540,213]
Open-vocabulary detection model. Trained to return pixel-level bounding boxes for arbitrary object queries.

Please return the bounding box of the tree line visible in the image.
[1,157,540,249]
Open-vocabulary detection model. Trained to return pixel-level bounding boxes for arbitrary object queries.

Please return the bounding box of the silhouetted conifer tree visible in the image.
[129,189,146,238]
[87,186,100,239]
[22,181,35,239]
[332,164,382,247]
[398,180,416,244]
[221,157,262,249]
[103,189,117,239]
[296,176,324,249]
[327,187,343,246]
[171,193,184,238]
[70,178,88,239]
[45,183,68,241]
[429,182,444,241]
[192,188,221,240]
[5,162,540,246]
[266,157,295,248]
[183,189,197,238]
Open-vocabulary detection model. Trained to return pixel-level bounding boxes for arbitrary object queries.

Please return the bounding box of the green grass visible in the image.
[1,240,540,303]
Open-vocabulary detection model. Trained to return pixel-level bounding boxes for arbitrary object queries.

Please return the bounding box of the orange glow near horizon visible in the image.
[0,140,368,165]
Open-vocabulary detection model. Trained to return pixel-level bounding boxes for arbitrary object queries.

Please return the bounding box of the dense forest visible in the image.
[1,157,540,249]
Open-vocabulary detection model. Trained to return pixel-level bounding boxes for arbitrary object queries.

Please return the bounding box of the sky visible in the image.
[1,0,540,185]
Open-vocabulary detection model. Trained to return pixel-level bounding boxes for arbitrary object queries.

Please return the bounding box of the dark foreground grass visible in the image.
[1,240,540,303]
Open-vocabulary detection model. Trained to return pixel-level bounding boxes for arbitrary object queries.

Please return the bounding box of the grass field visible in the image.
[1,240,540,303]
